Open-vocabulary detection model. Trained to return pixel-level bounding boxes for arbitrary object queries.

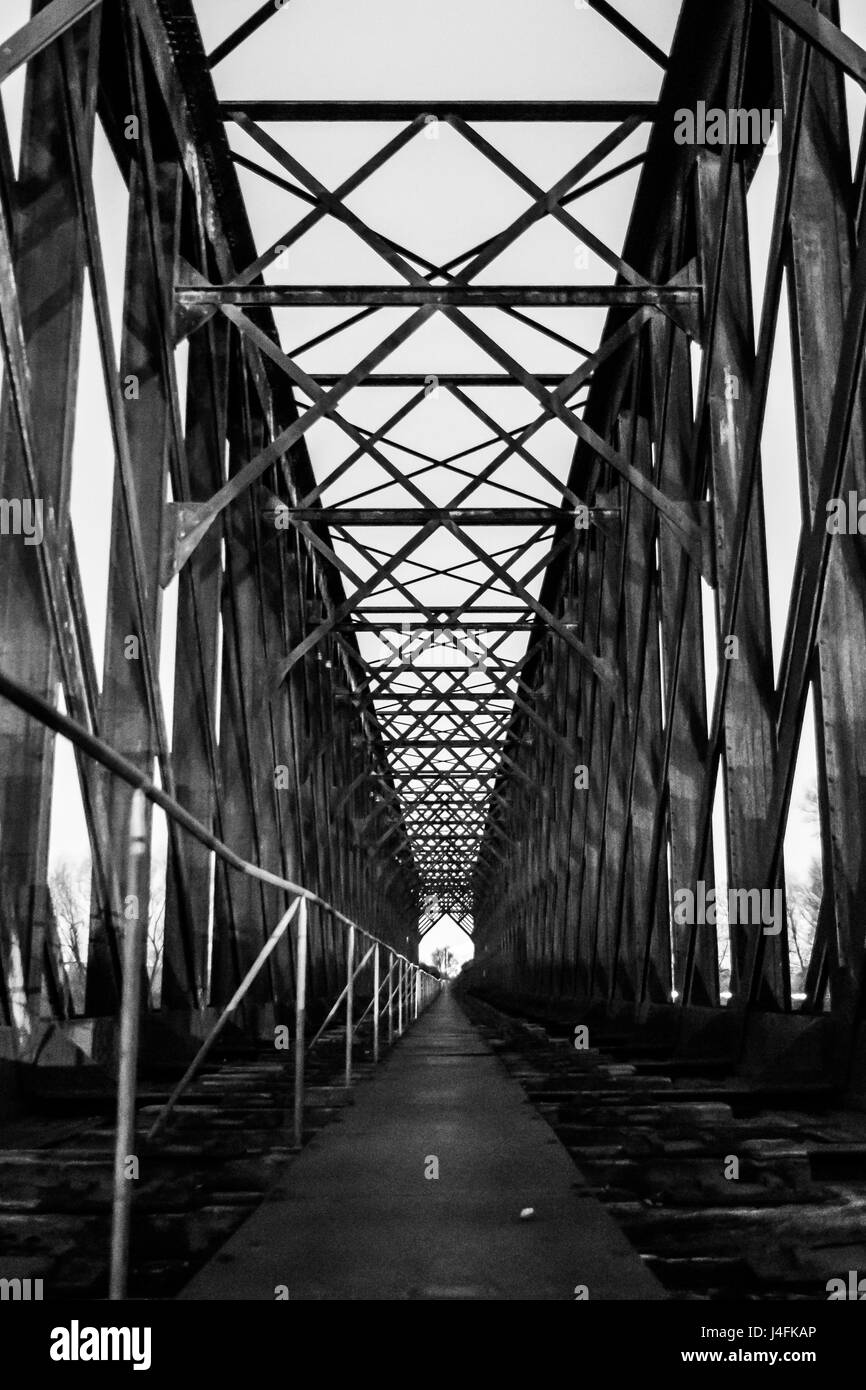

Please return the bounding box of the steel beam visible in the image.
[0,0,100,86]
[0,10,98,1017]
[779,1,866,1029]
[178,284,698,310]
[219,100,658,123]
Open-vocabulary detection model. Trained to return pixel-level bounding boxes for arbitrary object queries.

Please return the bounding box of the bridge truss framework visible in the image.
[0,0,863,1084]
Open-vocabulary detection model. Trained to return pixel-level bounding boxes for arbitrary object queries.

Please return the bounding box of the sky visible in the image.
[1,0,862,980]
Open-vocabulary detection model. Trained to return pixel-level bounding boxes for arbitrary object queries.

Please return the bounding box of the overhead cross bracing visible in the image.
[186,0,862,1028]
[161,0,682,946]
[0,0,682,1015]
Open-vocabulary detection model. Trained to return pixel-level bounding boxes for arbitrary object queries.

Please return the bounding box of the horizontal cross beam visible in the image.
[179,283,698,310]
[305,374,573,388]
[357,605,528,614]
[352,623,534,632]
[368,663,516,674]
[376,695,523,702]
[384,740,507,747]
[391,773,497,780]
[271,507,618,527]
[219,100,658,122]
[412,842,483,848]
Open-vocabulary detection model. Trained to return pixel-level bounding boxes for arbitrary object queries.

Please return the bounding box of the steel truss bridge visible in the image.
[1,0,866,1305]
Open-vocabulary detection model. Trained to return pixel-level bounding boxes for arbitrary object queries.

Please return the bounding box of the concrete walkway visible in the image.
[180,989,665,1301]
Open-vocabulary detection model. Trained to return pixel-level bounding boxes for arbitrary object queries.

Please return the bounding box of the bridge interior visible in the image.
[1,0,866,1304]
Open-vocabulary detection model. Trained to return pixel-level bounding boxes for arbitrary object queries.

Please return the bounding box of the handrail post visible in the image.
[345,922,355,1086]
[293,898,308,1149]
[388,951,394,1045]
[146,896,301,1141]
[414,967,420,1020]
[307,942,375,1052]
[109,790,148,1301]
[373,942,380,1064]
[397,956,404,1036]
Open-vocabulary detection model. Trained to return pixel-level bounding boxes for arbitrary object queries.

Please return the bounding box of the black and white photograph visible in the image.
[0,0,864,1366]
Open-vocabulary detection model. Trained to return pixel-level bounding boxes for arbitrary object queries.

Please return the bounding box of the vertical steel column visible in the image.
[293,897,308,1148]
[560,542,594,996]
[86,144,181,1012]
[779,1,866,1027]
[617,409,671,1002]
[162,313,228,1010]
[0,9,99,1016]
[372,941,380,1063]
[211,355,272,1009]
[591,469,628,999]
[247,451,299,1008]
[575,522,607,995]
[345,922,355,1085]
[696,153,786,1008]
[549,638,578,995]
[561,570,588,997]
[280,542,326,1000]
[647,307,716,1001]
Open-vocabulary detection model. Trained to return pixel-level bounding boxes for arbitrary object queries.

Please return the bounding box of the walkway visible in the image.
[180,990,665,1300]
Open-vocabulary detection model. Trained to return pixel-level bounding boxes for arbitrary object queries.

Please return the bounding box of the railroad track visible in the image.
[0,1025,376,1300]
[460,990,866,1300]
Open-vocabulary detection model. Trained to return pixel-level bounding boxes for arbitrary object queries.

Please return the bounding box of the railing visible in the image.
[0,666,441,1300]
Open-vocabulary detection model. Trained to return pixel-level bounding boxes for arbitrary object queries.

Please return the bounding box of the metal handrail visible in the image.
[144,896,304,1143]
[307,942,376,1051]
[0,666,412,939]
[0,665,441,1298]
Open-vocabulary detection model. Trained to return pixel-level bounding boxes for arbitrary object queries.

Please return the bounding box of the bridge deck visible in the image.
[180,990,665,1301]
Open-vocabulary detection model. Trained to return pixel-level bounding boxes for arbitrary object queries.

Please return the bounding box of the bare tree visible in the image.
[714,887,731,997]
[431,945,456,978]
[48,860,166,1013]
[48,859,90,1013]
[787,857,822,990]
[786,783,823,995]
[145,876,166,1007]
